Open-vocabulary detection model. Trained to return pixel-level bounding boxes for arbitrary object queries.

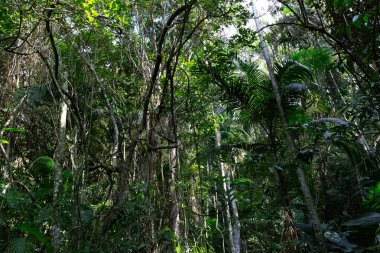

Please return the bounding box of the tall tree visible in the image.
[252,0,326,251]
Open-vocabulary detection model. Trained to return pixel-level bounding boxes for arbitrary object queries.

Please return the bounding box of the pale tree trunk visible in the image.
[189,176,200,229]
[229,166,241,253]
[216,125,234,253]
[190,127,200,231]
[215,107,241,253]
[214,190,226,253]
[252,1,326,251]
[205,161,211,251]
[169,147,180,238]
[52,73,68,252]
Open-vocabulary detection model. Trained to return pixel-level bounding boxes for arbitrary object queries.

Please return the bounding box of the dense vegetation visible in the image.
[0,0,379,252]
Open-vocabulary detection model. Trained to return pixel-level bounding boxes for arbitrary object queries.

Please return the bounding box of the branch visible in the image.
[78,52,120,167]
[45,3,60,79]
[141,0,197,131]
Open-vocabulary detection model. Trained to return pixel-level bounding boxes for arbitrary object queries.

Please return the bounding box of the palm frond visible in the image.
[275,59,313,85]
[308,117,351,127]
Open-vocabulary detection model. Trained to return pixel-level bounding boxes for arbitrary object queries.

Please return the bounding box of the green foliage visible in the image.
[4,127,25,133]
[364,182,380,211]
[275,59,313,85]
[291,48,332,72]
[333,0,351,9]
[352,13,369,28]
[288,107,308,126]
[0,3,19,40]
[0,138,9,144]
[18,223,53,252]
[0,0,379,251]
[30,156,55,177]
[1,128,25,144]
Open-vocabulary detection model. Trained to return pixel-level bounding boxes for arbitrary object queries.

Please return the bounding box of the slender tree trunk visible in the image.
[214,191,226,253]
[52,74,68,253]
[205,160,211,251]
[252,1,326,251]
[230,181,241,253]
[215,107,241,253]
[216,124,234,252]
[229,162,241,253]
[169,147,180,238]
[189,176,200,229]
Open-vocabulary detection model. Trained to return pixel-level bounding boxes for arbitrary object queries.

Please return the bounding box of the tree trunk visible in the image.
[189,176,200,229]
[230,180,241,253]
[215,107,241,253]
[169,147,180,238]
[252,1,326,251]
[52,74,68,253]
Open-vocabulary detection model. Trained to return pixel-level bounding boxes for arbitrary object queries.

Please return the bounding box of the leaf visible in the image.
[231,178,253,187]
[308,118,351,127]
[282,7,292,15]
[291,48,332,71]
[352,15,360,23]
[18,223,44,242]
[18,223,53,251]
[3,127,25,133]
[0,138,9,144]
[285,83,307,92]
[85,10,94,22]
[352,14,367,28]
[91,8,99,17]
[343,213,380,226]
[363,182,380,211]
[324,231,357,252]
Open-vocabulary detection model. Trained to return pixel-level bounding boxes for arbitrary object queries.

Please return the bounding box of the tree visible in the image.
[252,1,326,251]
